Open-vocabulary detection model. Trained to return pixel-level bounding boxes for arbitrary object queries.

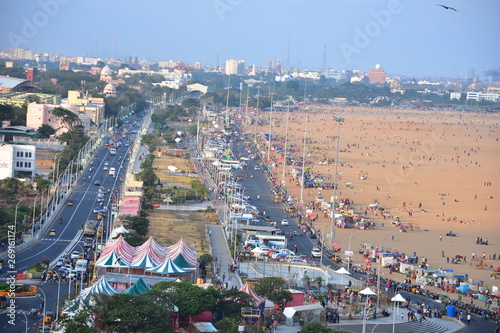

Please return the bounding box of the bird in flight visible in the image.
[437,4,457,11]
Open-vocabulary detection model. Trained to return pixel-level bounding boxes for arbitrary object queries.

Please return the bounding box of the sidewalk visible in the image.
[208,224,242,290]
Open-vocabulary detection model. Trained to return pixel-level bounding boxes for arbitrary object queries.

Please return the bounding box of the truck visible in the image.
[83,220,97,236]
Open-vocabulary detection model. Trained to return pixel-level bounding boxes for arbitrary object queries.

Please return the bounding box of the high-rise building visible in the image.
[367,64,387,84]
[59,57,70,71]
[225,59,245,75]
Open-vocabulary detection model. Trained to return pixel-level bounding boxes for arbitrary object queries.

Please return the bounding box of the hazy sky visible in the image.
[1,0,499,78]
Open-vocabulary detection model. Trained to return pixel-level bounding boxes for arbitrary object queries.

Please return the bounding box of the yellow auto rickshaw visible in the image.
[67,200,73,206]
[273,195,281,203]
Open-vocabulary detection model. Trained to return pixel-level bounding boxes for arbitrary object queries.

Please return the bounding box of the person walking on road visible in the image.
[467,313,471,324]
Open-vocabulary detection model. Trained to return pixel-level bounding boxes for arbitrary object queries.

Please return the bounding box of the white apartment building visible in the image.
[0,144,36,180]
[225,59,245,75]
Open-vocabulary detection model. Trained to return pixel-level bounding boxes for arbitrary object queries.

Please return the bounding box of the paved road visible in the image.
[0,124,140,332]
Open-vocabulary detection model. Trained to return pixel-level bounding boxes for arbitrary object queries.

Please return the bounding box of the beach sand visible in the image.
[245,105,500,286]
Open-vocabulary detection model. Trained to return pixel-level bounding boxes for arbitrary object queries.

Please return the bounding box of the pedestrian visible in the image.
[440,234,442,241]
[467,313,471,324]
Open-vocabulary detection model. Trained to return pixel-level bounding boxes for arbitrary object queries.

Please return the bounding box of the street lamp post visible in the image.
[329,117,344,247]
[38,286,47,333]
[376,239,385,316]
[347,231,355,270]
[32,193,40,236]
[15,199,23,238]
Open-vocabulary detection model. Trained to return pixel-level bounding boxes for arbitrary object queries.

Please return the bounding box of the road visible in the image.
[0,124,139,332]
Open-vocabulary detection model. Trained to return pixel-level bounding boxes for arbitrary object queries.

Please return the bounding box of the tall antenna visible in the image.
[216,54,219,71]
[321,44,327,74]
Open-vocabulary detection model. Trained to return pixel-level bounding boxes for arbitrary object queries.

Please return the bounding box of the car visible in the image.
[55,258,65,267]
[281,219,289,226]
[103,166,109,171]
[70,251,81,260]
[311,247,322,258]
[93,207,101,214]
[94,181,101,186]
[83,237,94,247]
[49,229,56,236]
[275,229,283,235]
[288,258,308,265]
[254,165,261,171]
[124,143,130,147]
[57,268,69,277]
[100,206,108,213]
[68,270,78,279]
[98,187,106,194]
[62,264,73,272]
[250,246,272,256]
[104,161,110,166]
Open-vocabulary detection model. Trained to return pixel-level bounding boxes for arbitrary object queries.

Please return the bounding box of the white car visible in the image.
[311,247,322,258]
[250,247,271,256]
[281,219,289,226]
[70,251,81,260]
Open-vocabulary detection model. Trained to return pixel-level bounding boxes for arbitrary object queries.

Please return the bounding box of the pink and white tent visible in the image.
[132,237,167,266]
[240,283,266,305]
[167,238,197,267]
[96,236,135,267]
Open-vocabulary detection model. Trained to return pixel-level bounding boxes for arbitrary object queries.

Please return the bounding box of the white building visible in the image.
[466,92,500,102]
[225,59,245,75]
[450,92,461,100]
[0,144,36,180]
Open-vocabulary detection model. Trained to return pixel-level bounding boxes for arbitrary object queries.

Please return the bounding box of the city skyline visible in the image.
[1,0,499,79]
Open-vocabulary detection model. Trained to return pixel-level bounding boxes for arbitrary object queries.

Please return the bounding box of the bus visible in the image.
[245,234,287,248]
[110,148,116,155]
[220,159,241,169]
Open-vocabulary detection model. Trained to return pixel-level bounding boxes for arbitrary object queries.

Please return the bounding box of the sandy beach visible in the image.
[245,105,500,286]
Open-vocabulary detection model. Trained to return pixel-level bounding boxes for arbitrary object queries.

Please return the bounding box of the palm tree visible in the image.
[301,275,311,290]
[313,276,324,293]
[326,283,335,295]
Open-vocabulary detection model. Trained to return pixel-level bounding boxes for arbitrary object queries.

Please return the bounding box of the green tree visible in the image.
[300,322,341,333]
[215,317,240,333]
[90,293,174,333]
[117,232,147,246]
[0,177,22,201]
[122,216,150,236]
[35,176,50,193]
[0,103,15,124]
[52,107,80,133]
[302,275,311,289]
[215,289,254,320]
[253,277,292,311]
[152,281,217,317]
[314,276,324,292]
[37,124,56,138]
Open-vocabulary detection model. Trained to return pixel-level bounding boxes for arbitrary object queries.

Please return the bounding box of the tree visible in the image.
[37,124,56,138]
[215,317,240,333]
[214,289,254,320]
[253,277,292,311]
[301,275,311,289]
[122,216,150,236]
[117,232,147,246]
[152,281,217,317]
[314,276,324,292]
[0,177,22,201]
[0,103,15,124]
[89,293,174,333]
[52,107,80,133]
[300,322,340,333]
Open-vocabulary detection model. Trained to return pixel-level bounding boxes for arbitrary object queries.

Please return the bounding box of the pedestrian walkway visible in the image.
[272,308,464,333]
[208,224,242,290]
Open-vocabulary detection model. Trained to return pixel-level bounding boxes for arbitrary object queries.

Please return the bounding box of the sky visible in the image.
[1,0,499,79]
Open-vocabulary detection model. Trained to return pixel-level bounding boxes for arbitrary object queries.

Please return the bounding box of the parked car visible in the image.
[250,246,271,256]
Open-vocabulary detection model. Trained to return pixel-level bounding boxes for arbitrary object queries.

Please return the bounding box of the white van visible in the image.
[109,167,116,176]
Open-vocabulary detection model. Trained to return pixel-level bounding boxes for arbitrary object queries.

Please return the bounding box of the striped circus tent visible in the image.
[123,277,151,295]
[96,235,134,267]
[171,252,196,270]
[130,252,157,268]
[132,237,166,266]
[64,277,120,312]
[167,238,197,267]
[146,257,189,275]
[239,283,266,306]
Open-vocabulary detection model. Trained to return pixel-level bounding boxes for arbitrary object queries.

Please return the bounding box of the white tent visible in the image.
[360,287,376,295]
[109,226,130,240]
[391,293,406,302]
[335,267,351,275]
[283,304,324,326]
